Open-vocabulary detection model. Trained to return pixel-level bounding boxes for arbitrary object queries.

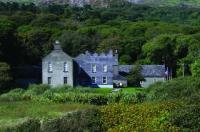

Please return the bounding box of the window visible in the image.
[103,65,108,72]
[48,62,53,72]
[48,77,51,85]
[64,62,68,72]
[103,77,107,84]
[92,77,96,84]
[92,64,97,73]
[64,77,67,84]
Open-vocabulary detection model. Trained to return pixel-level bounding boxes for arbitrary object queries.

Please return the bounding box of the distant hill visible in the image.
[0,0,200,7]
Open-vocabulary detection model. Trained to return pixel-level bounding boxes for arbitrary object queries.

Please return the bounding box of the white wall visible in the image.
[141,77,165,88]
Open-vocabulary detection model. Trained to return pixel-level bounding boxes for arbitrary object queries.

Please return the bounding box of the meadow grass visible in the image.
[92,88,112,94]
[0,101,93,127]
[121,87,145,94]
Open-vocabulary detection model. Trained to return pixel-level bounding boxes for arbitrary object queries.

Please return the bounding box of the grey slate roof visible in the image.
[113,75,127,81]
[119,65,165,77]
[42,44,72,61]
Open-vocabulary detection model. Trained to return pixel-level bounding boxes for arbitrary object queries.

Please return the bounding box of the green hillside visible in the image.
[1,0,200,7]
[142,0,200,6]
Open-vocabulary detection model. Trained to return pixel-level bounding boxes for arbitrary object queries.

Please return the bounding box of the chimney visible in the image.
[54,40,62,50]
[113,65,119,76]
[113,50,119,76]
[114,49,118,65]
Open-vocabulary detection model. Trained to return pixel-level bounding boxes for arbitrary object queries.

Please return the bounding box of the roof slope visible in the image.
[119,65,165,77]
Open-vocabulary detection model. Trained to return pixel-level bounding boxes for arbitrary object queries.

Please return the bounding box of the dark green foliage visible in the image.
[126,65,145,87]
[146,77,200,131]
[0,108,103,132]
[0,62,12,93]
[1,3,200,89]
[146,77,200,101]
[89,95,108,105]
[41,109,104,132]
[170,102,200,131]
[0,88,24,101]
[22,84,50,100]
[1,118,40,132]
[191,59,200,77]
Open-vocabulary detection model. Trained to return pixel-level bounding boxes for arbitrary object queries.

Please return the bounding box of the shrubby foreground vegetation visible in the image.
[0,77,199,131]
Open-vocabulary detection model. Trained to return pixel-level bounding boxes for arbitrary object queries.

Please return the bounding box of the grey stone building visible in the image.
[42,41,166,88]
[74,50,121,88]
[42,41,74,87]
[119,65,165,87]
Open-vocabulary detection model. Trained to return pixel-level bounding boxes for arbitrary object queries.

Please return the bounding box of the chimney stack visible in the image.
[54,40,62,50]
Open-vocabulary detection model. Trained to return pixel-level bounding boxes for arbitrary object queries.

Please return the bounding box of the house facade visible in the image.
[42,41,74,87]
[42,41,165,88]
[74,50,123,88]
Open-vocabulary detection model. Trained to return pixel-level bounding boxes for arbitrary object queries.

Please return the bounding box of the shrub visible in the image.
[191,59,200,77]
[170,93,200,131]
[22,84,50,100]
[0,88,24,101]
[170,103,200,131]
[101,102,180,131]
[41,109,104,132]
[89,95,108,105]
[1,118,40,132]
[0,62,12,93]
[146,77,200,101]
[146,77,200,131]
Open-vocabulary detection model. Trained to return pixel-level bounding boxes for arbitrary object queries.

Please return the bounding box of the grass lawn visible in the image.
[121,87,145,94]
[91,87,145,94]
[92,88,112,94]
[0,101,93,127]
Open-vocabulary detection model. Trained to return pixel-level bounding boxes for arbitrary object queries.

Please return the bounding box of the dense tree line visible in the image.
[1,1,200,89]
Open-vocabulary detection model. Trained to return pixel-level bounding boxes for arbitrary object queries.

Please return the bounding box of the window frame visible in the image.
[91,76,96,84]
[92,64,97,73]
[103,64,108,73]
[64,77,68,84]
[48,62,53,73]
[64,62,68,72]
[48,77,51,85]
[102,76,107,84]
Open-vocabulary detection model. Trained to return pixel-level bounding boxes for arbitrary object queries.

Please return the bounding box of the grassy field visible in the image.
[121,87,145,94]
[0,86,145,129]
[0,101,93,127]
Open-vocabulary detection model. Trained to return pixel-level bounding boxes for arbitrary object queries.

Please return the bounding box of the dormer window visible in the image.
[92,64,97,73]
[64,62,68,72]
[48,62,53,73]
[103,65,108,72]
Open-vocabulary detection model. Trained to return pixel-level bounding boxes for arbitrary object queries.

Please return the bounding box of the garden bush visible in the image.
[0,118,40,132]
[41,108,104,132]
[0,88,24,101]
[170,93,200,131]
[89,94,108,105]
[146,77,200,101]
[101,102,181,131]
[146,77,200,131]
[22,84,50,100]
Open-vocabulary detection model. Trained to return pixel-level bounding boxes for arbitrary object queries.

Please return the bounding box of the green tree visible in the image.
[119,55,131,64]
[126,65,145,87]
[0,62,12,92]
[191,59,200,77]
